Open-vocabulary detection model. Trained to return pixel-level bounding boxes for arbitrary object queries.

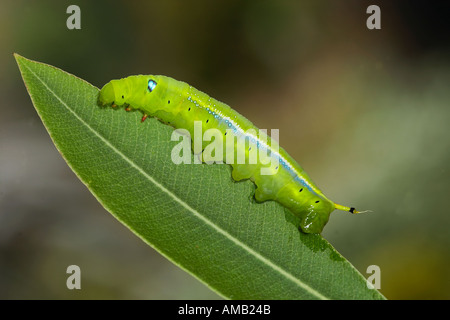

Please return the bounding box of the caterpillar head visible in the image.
[98,82,113,106]
[98,80,129,107]
[98,76,163,110]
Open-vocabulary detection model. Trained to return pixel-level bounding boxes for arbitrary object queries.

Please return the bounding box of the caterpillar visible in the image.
[98,75,363,234]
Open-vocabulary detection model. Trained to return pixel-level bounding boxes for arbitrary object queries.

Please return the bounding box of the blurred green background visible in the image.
[1,0,449,299]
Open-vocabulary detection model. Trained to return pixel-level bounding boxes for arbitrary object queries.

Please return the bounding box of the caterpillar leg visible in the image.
[141,114,148,122]
[255,188,271,202]
[231,167,247,182]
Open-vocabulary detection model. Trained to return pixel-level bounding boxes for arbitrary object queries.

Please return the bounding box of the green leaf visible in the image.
[15,54,385,300]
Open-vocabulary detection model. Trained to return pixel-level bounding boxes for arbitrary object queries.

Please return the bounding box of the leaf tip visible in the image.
[13,52,23,62]
[14,53,29,72]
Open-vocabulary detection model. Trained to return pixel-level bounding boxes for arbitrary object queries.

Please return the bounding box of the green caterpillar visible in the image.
[98,75,362,234]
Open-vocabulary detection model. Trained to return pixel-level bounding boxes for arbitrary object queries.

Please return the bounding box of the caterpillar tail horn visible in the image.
[335,203,372,214]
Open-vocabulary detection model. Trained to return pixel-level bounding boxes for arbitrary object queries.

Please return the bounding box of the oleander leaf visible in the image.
[15,54,385,300]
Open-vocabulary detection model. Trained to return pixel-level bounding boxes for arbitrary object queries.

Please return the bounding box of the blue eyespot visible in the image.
[148,79,157,92]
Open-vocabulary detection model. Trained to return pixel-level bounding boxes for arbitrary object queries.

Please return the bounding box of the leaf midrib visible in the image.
[23,61,329,300]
